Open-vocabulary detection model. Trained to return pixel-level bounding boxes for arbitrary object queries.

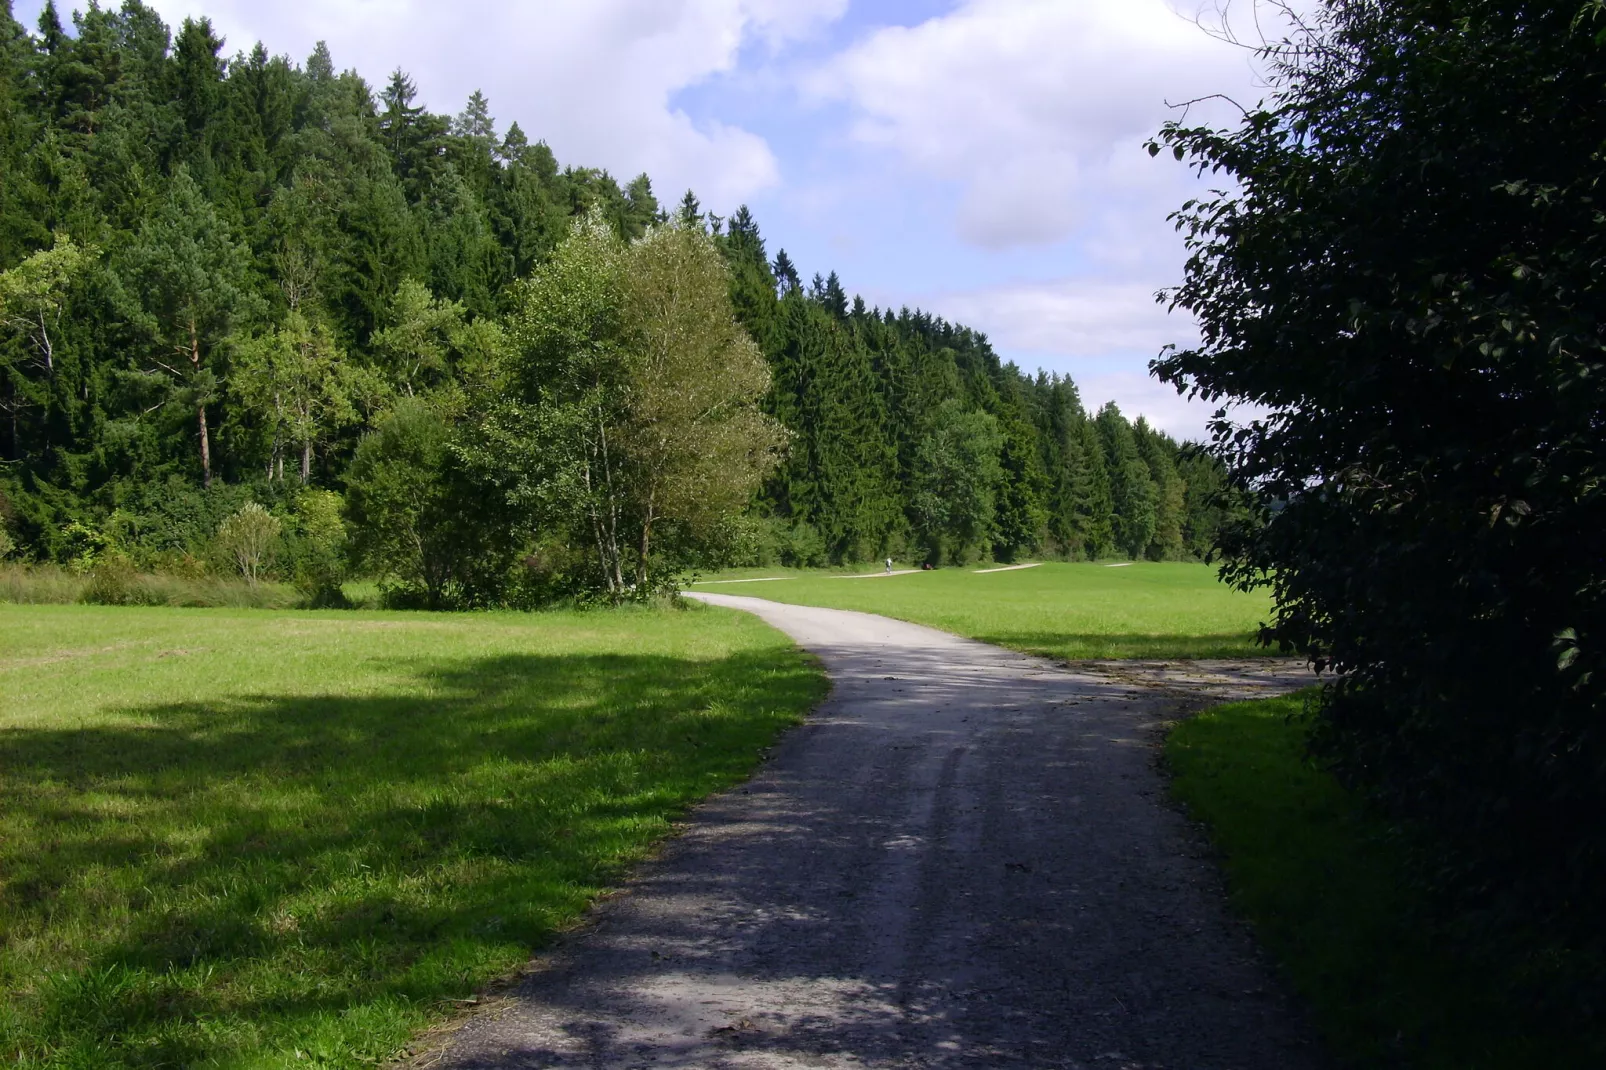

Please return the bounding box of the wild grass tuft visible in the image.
[0,563,86,604]
[0,563,300,608]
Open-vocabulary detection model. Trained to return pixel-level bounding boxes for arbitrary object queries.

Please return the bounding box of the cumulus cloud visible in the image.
[1075,368,1225,442]
[909,277,1224,439]
[86,0,849,207]
[934,278,1197,359]
[808,0,1266,251]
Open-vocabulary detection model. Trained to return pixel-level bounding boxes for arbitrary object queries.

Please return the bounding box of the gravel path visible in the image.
[416,594,1323,1070]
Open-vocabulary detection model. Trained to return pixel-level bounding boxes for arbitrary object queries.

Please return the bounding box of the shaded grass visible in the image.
[0,603,826,1068]
[1167,693,1602,1068]
[691,561,1273,660]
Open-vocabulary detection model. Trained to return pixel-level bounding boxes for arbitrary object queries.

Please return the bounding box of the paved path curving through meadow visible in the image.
[419,594,1323,1070]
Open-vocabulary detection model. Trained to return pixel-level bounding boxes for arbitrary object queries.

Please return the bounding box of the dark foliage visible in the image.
[1155,0,1606,1013]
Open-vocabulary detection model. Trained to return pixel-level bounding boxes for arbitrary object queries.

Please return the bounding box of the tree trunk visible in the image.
[582,459,616,596]
[595,411,626,595]
[301,441,311,483]
[198,405,212,488]
[636,499,654,590]
[37,310,53,375]
[189,316,211,488]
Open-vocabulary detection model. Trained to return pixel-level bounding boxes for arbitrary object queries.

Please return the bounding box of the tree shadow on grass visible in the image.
[0,647,825,1069]
[974,630,1276,661]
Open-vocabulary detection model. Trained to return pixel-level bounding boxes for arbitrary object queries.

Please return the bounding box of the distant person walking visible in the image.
[885,557,893,574]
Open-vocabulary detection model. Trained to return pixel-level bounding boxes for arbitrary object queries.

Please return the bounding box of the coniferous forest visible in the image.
[0,1,1232,606]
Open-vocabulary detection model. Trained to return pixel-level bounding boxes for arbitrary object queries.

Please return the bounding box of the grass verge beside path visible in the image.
[0,603,826,1069]
[692,561,1273,660]
[1168,693,1601,1068]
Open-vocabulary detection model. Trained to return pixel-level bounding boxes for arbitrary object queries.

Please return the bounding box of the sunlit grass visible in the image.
[690,561,1275,660]
[0,603,826,1069]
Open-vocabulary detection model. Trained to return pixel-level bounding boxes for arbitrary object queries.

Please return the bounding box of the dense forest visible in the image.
[0,1,1230,604]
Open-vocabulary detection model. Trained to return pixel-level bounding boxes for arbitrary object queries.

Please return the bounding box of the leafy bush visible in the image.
[285,489,349,606]
[776,520,828,569]
[1155,0,1606,1012]
[102,476,258,569]
[81,555,165,605]
[346,397,518,609]
[214,503,282,586]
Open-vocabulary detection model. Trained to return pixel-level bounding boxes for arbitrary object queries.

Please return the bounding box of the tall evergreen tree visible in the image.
[118,167,259,487]
[1096,402,1157,559]
[1134,417,1184,560]
[771,248,800,295]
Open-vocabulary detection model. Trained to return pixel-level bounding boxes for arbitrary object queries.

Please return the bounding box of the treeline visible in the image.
[0,1,1230,604]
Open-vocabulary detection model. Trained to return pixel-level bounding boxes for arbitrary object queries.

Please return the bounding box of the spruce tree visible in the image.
[1096,403,1156,559]
[771,249,800,295]
[1134,417,1184,560]
[118,167,260,487]
[675,188,701,229]
[621,174,658,238]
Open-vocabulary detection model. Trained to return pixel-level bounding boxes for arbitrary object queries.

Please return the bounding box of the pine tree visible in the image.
[0,2,47,264]
[306,41,334,83]
[423,165,504,317]
[118,167,260,487]
[452,89,494,146]
[1133,417,1184,560]
[1096,403,1156,559]
[771,248,799,295]
[379,68,445,198]
[620,174,657,238]
[449,89,497,199]
[821,270,848,319]
[721,204,778,349]
[169,17,226,172]
[676,188,702,229]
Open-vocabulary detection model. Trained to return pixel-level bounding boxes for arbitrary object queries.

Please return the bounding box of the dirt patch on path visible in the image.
[415,594,1323,1070]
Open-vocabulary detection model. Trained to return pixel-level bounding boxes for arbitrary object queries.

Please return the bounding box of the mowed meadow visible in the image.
[690,561,1276,661]
[0,603,825,1068]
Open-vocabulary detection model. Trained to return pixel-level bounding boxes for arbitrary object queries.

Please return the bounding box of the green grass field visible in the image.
[0,603,826,1069]
[1169,693,1601,1069]
[690,561,1275,660]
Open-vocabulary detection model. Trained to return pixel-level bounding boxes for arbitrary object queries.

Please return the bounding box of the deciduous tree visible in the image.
[1153,0,1606,980]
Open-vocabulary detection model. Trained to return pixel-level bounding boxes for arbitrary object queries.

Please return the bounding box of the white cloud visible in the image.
[76,0,849,208]
[909,276,1223,438]
[1075,368,1225,442]
[808,0,1265,251]
[934,278,1196,358]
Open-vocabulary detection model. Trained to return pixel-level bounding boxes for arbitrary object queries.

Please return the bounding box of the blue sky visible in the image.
[20,0,1278,439]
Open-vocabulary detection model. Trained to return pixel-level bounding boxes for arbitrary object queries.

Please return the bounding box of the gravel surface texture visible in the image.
[415,594,1324,1070]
